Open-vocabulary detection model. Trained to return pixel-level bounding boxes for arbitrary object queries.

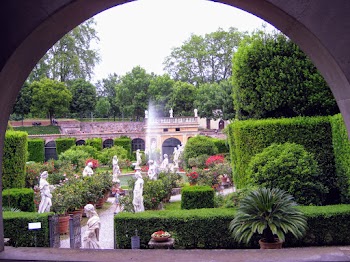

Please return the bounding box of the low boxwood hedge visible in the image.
[2,188,35,212]
[115,204,350,249]
[181,186,215,209]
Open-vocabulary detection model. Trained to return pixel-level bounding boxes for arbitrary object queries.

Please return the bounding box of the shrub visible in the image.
[247,142,328,205]
[2,188,35,212]
[187,154,209,169]
[58,148,89,171]
[69,145,99,159]
[86,137,103,151]
[97,145,128,165]
[85,158,99,169]
[205,154,225,168]
[3,131,28,189]
[197,163,232,190]
[211,138,229,154]
[181,185,215,209]
[55,138,76,155]
[114,137,132,158]
[183,136,218,167]
[27,139,45,162]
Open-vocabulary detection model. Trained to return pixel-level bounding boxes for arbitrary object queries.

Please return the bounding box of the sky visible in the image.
[91,0,277,83]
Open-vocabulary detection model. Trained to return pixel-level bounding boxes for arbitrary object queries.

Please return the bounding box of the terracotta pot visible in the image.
[95,197,104,209]
[258,238,283,249]
[58,214,70,235]
[69,208,83,221]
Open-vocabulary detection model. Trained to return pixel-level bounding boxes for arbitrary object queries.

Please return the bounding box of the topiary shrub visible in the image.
[97,146,128,165]
[58,148,89,171]
[55,138,76,155]
[247,142,328,205]
[86,138,103,151]
[181,185,215,209]
[3,131,28,189]
[28,139,45,162]
[183,136,218,167]
[2,188,35,212]
[114,137,132,159]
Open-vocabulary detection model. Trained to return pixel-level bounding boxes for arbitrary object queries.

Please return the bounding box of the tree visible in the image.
[30,78,72,123]
[11,82,33,122]
[116,66,154,120]
[96,73,120,120]
[164,27,246,85]
[95,97,111,118]
[68,79,97,119]
[28,18,100,83]
[168,81,197,116]
[232,31,339,120]
[148,74,175,116]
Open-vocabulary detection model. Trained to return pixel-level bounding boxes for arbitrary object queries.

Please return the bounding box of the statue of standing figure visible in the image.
[145,110,148,119]
[194,108,198,117]
[83,162,94,177]
[133,170,144,213]
[148,160,157,180]
[160,154,169,172]
[38,171,52,213]
[173,147,180,168]
[135,149,142,169]
[169,108,173,118]
[82,204,101,249]
[112,155,121,183]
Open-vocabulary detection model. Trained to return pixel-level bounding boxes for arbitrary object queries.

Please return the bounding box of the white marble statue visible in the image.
[83,162,94,177]
[148,160,157,180]
[160,154,169,172]
[194,108,198,117]
[173,147,180,168]
[145,110,148,119]
[169,108,173,118]
[135,149,142,168]
[133,170,144,213]
[82,204,101,249]
[38,171,52,213]
[112,155,121,182]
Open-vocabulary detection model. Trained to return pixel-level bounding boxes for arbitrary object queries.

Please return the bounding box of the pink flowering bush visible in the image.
[85,158,99,169]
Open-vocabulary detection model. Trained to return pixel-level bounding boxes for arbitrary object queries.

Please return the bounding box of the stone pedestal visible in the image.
[148,238,175,249]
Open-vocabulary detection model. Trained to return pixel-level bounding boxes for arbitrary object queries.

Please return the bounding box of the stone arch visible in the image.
[131,138,145,152]
[162,137,181,159]
[44,141,57,161]
[103,139,114,148]
[76,139,86,146]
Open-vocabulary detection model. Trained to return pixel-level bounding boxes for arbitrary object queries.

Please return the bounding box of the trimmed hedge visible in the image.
[55,138,76,156]
[3,211,51,247]
[211,138,229,154]
[28,138,45,162]
[227,116,338,204]
[2,188,35,212]
[330,114,350,203]
[86,137,103,151]
[183,136,218,167]
[3,131,28,189]
[114,137,132,158]
[115,204,350,249]
[181,186,215,209]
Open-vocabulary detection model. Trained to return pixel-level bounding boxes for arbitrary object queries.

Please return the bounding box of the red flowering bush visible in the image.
[85,158,99,169]
[186,171,199,185]
[141,165,149,172]
[205,155,225,168]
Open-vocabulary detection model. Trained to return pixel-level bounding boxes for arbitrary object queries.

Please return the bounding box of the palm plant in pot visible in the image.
[229,187,307,249]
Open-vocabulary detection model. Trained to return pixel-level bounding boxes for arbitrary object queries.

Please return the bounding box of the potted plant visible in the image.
[229,187,307,249]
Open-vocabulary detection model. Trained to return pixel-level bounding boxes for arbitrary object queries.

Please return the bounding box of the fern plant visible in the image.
[229,187,307,244]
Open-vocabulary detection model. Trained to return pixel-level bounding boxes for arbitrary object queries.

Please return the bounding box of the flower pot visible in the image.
[95,197,105,209]
[68,208,83,221]
[152,236,170,242]
[259,238,283,249]
[58,214,70,235]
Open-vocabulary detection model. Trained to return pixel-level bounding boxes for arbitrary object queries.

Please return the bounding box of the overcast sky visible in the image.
[91,0,277,83]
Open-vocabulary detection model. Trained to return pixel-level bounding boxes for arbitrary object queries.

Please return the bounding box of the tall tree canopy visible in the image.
[30,78,72,122]
[163,27,247,86]
[116,66,154,120]
[68,79,97,118]
[96,73,120,120]
[232,31,339,120]
[12,82,33,121]
[168,81,197,117]
[28,18,100,83]
[148,74,175,117]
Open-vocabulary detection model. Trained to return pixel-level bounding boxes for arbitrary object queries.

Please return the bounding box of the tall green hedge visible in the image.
[181,186,215,209]
[183,135,218,167]
[28,138,45,162]
[227,116,338,204]
[114,137,132,158]
[330,114,350,203]
[3,212,51,247]
[115,204,350,249]
[211,138,229,154]
[55,138,76,156]
[2,188,35,212]
[86,137,103,151]
[3,131,28,189]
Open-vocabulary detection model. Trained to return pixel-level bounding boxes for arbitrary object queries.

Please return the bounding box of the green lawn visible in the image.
[14,125,60,135]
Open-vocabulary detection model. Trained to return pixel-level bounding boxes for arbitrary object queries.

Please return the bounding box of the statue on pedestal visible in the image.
[169,108,173,118]
[133,171,144,213]
[112,155,121,182]
[160,154,169,172]
[148,160,157,180]
[38,171,52,213]
[135,149,142,169]
[83,204,101,249]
